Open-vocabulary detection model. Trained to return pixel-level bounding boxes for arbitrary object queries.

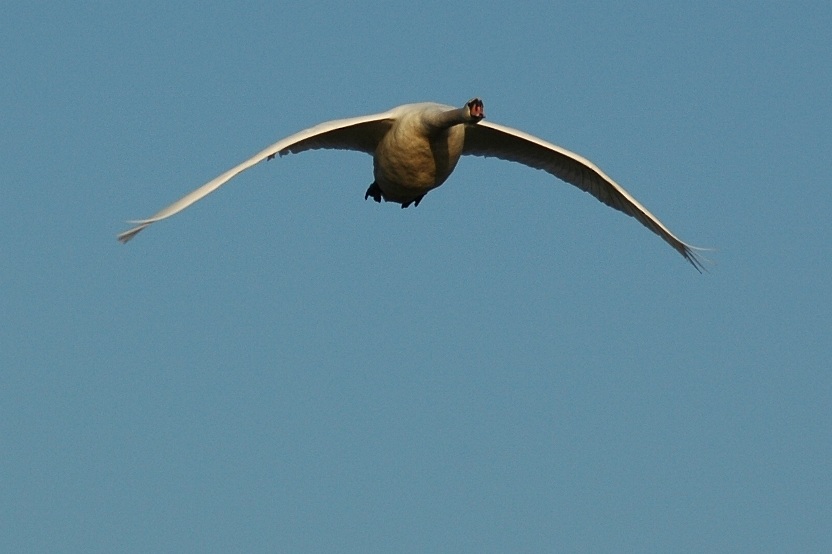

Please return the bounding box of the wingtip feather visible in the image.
[117,223,150,244]
[682,245,715,273]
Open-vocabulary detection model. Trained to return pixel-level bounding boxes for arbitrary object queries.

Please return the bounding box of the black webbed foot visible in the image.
[364,181,383,203]
[401,194,426,209]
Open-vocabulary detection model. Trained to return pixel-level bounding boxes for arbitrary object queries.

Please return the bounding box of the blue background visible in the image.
[3,1,830,552]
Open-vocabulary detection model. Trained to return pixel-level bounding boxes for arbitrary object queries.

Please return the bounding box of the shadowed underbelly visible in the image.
[373,132,462,203]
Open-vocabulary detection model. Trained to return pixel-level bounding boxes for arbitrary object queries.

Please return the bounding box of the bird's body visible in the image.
[119,98,705,270]
[372,103,467,205]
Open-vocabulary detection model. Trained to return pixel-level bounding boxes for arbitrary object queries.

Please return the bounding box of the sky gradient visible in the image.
[3,1,831,552]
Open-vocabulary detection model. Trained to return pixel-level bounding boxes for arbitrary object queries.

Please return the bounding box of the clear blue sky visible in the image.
[3,1,830,552]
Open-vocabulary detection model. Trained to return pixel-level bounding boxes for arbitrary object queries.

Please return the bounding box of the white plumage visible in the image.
[119,98,705,270]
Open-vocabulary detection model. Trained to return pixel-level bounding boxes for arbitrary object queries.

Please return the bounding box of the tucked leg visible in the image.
[364,181,383,203]
[401,193,426,209]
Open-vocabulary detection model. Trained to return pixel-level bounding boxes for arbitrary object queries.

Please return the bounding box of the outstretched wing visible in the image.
[118,111,396,243]
[463,121,706,271]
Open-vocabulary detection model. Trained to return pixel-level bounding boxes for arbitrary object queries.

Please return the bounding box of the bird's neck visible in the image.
[426,107,469,131]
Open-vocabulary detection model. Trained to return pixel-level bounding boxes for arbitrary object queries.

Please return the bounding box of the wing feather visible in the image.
[464,121,706,270]
[117,111,395,243]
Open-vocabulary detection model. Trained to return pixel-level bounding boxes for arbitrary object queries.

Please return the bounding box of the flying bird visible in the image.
[118,98,705,270]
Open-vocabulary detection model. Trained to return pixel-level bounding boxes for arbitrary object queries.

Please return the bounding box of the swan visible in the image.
[118,98,705,270]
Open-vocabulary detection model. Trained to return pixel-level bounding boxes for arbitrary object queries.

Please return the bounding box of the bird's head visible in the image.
[465,98,485,122]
